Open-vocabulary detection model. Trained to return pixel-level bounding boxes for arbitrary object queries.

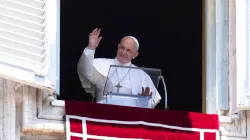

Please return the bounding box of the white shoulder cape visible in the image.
[80,58,136,95]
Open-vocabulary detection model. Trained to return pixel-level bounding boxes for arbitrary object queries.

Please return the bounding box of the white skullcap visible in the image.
[121,36,139,51]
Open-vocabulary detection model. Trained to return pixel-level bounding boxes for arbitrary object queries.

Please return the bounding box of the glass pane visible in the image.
[98,65,161,108]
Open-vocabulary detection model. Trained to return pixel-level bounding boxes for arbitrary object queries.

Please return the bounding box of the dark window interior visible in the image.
[60,0,202,112]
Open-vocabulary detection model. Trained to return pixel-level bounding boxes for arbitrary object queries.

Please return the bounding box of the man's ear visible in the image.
[133,52,139,59]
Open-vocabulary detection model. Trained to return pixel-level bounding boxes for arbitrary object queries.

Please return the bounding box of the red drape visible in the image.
[65,100,219,140]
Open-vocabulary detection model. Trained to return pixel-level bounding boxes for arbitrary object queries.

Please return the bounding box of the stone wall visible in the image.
[0,77,250,140]
[0,78,65,140]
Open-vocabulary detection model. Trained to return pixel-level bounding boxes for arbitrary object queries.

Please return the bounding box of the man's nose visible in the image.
[121,50,127,55]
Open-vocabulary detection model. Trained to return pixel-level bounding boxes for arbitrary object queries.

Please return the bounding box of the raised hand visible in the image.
[138,87,152,96]
[88,28,102,50]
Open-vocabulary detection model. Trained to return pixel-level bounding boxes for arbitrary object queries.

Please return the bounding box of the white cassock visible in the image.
[77,47,162,107]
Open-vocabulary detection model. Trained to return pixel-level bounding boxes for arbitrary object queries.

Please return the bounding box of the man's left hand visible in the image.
[138,87,152,96]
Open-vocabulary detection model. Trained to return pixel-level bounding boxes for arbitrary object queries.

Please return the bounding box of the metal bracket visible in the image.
[14,83,23,91]
[34,69,47,77]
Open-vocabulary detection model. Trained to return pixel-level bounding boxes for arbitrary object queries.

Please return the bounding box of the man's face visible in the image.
[116,38,139,64]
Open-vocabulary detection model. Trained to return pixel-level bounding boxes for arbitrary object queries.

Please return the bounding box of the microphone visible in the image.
[158,75,168,109]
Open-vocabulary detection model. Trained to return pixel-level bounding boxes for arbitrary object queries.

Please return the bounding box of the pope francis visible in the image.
[77,28,161,107]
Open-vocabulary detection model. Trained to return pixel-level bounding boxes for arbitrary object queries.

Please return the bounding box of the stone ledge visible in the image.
[22,121,65,135]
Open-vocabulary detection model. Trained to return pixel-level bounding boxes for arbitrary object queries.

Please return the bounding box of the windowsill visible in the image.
[219,116,232,123]
[51,100,65,107]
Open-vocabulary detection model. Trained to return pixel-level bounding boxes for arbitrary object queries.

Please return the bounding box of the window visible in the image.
[236,0,250,110]
[0,0,60,94]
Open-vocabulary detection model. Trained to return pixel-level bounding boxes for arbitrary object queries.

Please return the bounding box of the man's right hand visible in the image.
[138,87,152,96]
[88,28,102,50]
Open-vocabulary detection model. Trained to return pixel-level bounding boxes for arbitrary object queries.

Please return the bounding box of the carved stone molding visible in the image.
[37,89,65,121]
[20,85,66,139]
[219,111,247,138]
[0,78,66,139]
